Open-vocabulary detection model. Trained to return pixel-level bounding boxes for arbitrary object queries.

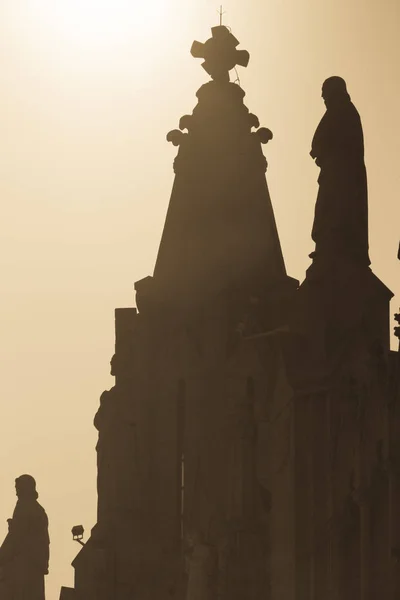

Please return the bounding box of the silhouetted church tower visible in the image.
[60,22,399,600]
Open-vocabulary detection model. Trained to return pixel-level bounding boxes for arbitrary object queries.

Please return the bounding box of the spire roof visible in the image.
[153,26,291,306]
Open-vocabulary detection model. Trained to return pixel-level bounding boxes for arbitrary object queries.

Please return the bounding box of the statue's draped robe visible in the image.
[95,387,122,526]
[94,386,137,528]
[0,499,49,600]
[311,98,370,265]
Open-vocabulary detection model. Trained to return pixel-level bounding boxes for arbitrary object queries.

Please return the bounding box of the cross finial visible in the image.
[218,5,226,26]
[190,22,250,82]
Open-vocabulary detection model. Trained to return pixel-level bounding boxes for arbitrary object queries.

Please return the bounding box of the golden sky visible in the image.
[0,0,398,597]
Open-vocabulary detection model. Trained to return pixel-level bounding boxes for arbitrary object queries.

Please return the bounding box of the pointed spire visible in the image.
[153,26,293,307]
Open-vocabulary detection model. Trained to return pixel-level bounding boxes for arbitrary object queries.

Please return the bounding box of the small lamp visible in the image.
[71,525,85,546]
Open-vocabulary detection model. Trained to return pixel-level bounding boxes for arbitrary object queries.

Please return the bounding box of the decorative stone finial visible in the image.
[190,25,250,82]
[166,129,187,146]
[257,128,273,144]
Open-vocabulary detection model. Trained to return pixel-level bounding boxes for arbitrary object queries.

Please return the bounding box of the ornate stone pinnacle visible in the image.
[190,25,250,82]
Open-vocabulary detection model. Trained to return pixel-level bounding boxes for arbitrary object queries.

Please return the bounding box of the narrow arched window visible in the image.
[177,379,186,546]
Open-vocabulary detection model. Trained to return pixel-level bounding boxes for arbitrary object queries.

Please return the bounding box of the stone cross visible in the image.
[190,25,250,82]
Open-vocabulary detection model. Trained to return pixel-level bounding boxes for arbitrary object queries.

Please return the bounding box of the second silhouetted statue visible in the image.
[310,76,370,266]
[0,475,49,600]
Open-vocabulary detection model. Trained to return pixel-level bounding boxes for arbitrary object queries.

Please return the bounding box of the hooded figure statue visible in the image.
[0,475,49,600]
[310,76,370,266]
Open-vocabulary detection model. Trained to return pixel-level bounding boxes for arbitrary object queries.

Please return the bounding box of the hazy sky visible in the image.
[0,0,398,597]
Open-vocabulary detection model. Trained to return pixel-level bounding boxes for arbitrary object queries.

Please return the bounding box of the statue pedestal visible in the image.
[285,261,393,393]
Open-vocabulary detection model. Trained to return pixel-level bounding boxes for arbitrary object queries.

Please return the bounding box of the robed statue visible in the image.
[0,475,49,600]
[310,76,370,266]
[94,353,137,530]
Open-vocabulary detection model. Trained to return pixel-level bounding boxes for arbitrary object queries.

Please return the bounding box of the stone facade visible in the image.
[61,25,399,600]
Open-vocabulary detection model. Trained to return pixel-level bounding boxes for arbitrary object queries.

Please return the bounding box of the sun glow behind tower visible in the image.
[26,0,169,49]
[0,1,399,598]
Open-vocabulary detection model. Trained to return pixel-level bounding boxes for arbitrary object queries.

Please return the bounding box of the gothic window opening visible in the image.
[180,452,185,541]
[244,376,257,517]
[177,379,186,546]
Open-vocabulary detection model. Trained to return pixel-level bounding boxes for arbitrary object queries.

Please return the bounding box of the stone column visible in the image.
[359,499,371,600]
[388,357,400,599]
[354,432,370,600]
[311,392,329,600]
[326,393,341,600]
[389,469,400,597]
[294,394,312,600]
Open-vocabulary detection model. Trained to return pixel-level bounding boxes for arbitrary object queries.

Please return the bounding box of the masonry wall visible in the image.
[291,350,400,600]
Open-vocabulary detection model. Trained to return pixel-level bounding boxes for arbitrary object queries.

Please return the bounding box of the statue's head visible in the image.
[110,350,135,380]
[15,474,38,500]
[110,354,117,377]
[322,76,350,108]
[110,353,127,378]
